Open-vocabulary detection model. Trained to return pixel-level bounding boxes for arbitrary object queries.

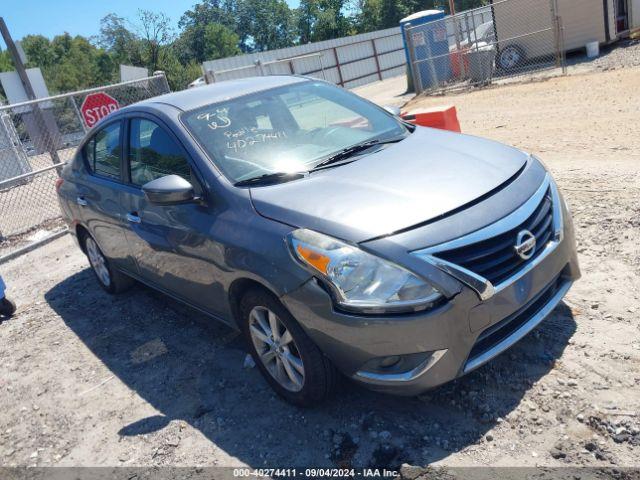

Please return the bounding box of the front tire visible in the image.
[239,288,337,406]
[83,235,134,294]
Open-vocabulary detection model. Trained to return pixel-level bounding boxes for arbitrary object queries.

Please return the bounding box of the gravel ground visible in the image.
[1,65,639,471]
[568,38,640,71]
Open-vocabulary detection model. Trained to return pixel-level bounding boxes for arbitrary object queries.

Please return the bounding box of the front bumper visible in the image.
[280,187,580,396]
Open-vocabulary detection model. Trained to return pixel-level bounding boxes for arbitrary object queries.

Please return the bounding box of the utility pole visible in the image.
[0,17,61,165]
[0,18,37,101]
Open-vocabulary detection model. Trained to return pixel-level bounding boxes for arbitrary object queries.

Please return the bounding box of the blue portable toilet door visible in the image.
[400,10,451,91]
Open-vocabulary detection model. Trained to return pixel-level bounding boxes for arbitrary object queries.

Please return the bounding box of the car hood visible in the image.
[250,127,529,243]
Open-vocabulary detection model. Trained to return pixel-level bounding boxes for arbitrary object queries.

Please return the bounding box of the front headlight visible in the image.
[287,229,442,314]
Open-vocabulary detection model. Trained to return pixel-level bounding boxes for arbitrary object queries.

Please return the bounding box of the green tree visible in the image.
[98,13,143,66]
[295,0,352,43]
[158,47,203,90]
[0,48,13,100]
[0,49,13,72]
[353,0,383,33]
[314,0,353,41]
[135,10,174,72]
[378,0,420,28]
[20,35,55,69]
[243,0,296,51]
[177,0,237,61]
[203,23,241,59]
[46,34,103,91]
[179,0,295,54]
[296,0,318,43]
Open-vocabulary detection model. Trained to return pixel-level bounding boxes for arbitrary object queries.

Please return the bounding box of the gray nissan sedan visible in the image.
[56,76,580,406]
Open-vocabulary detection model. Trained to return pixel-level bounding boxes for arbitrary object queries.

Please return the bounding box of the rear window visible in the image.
[84,122,122,180]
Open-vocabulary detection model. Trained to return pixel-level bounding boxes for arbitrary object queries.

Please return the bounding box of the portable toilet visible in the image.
[400,10,451,91]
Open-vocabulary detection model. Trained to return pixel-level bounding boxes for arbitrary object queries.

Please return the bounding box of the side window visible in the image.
[84,122,122,180]
[128,118,192,187]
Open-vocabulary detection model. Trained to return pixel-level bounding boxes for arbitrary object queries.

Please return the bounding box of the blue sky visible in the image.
[2,0,300,47]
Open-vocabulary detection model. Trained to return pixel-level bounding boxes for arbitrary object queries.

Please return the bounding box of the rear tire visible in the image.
[83,234,134,294]
[239,288,337,406]
[0,297,16,317]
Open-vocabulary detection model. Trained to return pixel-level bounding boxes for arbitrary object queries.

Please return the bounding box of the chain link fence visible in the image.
[405,0,565,94]
[0,73,170,260]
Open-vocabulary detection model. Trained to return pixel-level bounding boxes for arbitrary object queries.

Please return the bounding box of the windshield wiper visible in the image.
[310,136,406,171]
[234,171,305,187]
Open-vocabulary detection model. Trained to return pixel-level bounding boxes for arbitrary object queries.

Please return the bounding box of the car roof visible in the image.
[133,75,310,113]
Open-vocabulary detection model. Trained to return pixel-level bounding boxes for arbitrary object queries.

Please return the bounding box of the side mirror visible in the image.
[383,105,402,117]
[142,175,196,205]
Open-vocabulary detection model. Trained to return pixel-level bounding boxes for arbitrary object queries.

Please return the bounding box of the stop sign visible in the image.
[80,92,120,128]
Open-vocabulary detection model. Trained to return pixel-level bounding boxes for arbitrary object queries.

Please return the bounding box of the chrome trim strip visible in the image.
[416,175,551,254]
[463,279,572,374]
[493,239,558,292]
[420,255,495,300]
[412,174,562,300]
[549,176,564,242]
[354,349,447,384]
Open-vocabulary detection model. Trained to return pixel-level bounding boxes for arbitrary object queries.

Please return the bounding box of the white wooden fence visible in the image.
[202,27,407,89]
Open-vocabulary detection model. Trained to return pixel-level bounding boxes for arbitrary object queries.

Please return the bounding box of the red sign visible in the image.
[80,92,120,128]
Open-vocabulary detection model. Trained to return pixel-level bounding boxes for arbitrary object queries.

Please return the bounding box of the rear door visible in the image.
[119,114,225,314]
[77,120,135,272]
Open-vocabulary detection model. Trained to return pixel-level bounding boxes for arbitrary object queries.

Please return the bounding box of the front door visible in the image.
[616,0,630,33]
[119,116,227,316]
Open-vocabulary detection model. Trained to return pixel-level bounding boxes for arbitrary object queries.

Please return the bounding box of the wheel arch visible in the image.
[228,277,283,328]
[75,224,90,254]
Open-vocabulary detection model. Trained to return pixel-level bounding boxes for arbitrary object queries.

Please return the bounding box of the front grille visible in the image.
[466,274,563,364]
[434,188,554,285]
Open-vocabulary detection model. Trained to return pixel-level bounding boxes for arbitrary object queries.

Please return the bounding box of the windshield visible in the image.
[181,81,407,183]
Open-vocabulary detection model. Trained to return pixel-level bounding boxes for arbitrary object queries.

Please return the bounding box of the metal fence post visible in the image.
[318,54,326,81]
[371,39,383,80]
[204,69,217,83]
[332,47,344,86]
[403,23,422,94]
[550,0,567,74]
[155,70,171,92]
[558,16,567,74]
[70,96,87,133]
[452,15,467,79]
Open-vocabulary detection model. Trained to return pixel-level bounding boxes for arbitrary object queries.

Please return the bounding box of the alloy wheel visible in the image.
[86,237,111,287]
[248,306,305,392]
[499,46,522,70]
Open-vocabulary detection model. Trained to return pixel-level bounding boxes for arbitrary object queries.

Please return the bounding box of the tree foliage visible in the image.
[0,0,489,95]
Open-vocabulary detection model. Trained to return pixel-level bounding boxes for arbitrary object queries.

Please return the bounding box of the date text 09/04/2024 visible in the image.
[232,468,399,477]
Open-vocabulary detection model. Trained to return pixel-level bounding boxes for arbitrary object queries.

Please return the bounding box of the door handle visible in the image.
[126,212,141,224]
[76,196,88,207]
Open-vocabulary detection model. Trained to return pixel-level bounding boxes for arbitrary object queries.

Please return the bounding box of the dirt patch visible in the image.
[1,67,639,468]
